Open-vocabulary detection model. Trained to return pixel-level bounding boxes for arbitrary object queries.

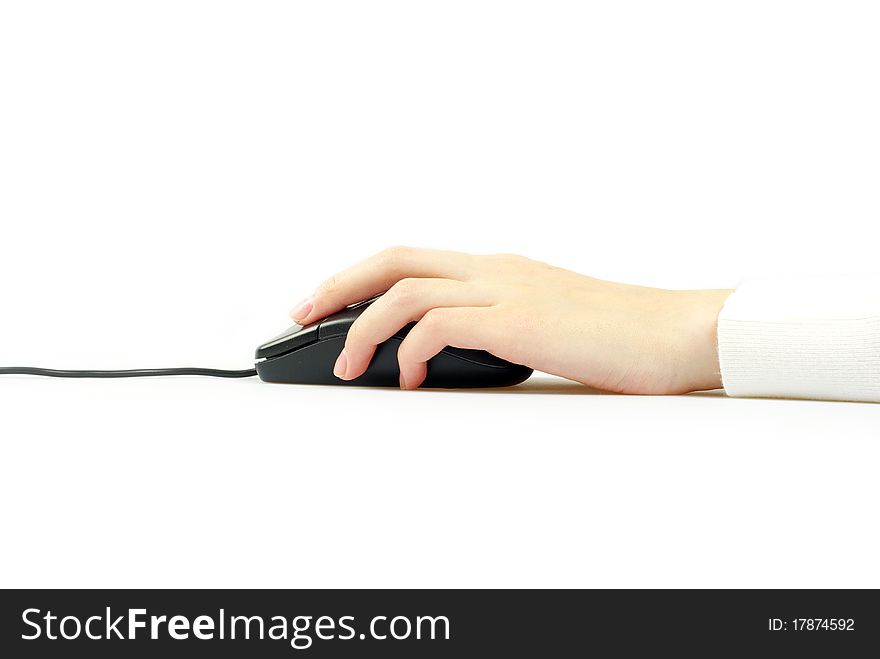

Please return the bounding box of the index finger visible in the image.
[290,246,473,324]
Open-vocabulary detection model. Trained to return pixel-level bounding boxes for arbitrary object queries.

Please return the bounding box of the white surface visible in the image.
[1,1,879,588]
[2,375,879,588]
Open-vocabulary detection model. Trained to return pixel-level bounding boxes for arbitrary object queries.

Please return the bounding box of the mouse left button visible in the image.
[255,323,319,359]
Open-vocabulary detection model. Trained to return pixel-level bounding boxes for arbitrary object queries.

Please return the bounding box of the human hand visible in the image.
[289,247,732,393]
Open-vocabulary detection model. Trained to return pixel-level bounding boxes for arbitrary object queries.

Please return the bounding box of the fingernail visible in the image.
[333,349,348,379]
[289,297,313,322]
[399,372,408,390]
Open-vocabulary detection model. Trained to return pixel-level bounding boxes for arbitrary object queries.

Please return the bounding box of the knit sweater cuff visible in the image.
[717,275,880,402]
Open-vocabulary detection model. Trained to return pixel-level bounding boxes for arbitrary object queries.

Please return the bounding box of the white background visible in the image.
[1,1,878,588]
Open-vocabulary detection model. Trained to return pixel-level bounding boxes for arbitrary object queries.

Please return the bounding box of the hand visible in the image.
[289,247,732,393]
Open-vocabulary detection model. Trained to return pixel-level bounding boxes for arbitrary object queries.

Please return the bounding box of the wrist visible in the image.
[673,288,733,392]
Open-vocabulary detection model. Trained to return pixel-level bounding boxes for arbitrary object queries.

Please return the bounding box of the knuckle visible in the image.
[378,245,413,265]
[480,253,545,280]
[419,307,448,331]
[482,252,528,270]
[396,340,415,362]
[345,320,368,347]
[316,275,340,296]
[345,321,361,343]
[498,252,528,265]
[385,277,420,306]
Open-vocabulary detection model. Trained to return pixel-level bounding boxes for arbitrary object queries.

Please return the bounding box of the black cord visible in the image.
[0,366,257,378]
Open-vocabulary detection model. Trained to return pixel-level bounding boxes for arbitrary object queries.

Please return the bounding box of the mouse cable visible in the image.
[0,366,257,378]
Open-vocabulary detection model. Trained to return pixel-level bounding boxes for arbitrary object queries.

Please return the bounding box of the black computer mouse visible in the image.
[255,297,533,388]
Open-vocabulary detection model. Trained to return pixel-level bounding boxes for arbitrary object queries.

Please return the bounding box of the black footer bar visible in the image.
[2,589,878,657]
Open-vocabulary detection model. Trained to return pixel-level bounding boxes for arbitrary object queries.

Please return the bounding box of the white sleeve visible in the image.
[717,275,880,402]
